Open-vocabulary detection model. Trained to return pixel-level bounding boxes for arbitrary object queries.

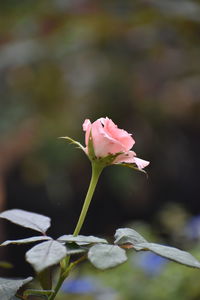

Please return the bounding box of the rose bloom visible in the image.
[83,117,149,169]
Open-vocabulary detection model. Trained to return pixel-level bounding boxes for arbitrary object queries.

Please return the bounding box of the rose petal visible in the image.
[133,157,150,169]
[91,119,134,157]
[114,151,136,164]
[83,119,92,146]
[91,119,124,157]
[102,118,135,151]
[83,119,91,131]
[83,118,135,156]
[114,152,149,169]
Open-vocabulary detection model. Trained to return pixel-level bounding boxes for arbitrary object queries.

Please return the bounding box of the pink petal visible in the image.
[114,151,136,164]
[133,157,150,169]
[83,119,91,131]
[114,151,150,169]
[82,119,91,146]
[102,118,135,151]
[91,119,125,157]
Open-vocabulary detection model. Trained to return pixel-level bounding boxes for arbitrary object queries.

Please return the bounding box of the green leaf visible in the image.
[88,244,127,270]
[25,240,67,273]
[57,235,108,245]
[0,277,32,300]
[114,228,147,245]
[1,236,52,246]
[134,242,200,269]
[0,209,51,234]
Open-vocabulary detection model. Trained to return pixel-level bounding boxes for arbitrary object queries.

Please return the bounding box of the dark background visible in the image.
[0,0,200,277]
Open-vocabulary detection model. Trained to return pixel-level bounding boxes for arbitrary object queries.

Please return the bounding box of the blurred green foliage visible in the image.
[1,0,200,285]
[0,0,200,221]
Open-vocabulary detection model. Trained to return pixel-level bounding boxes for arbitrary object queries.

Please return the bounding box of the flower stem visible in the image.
[48,162,103,300]
[48,273,65,300]
[73,162,103,236]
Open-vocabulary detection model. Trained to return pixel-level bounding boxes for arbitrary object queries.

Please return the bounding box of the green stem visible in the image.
[73,162,103,236]
[48,162,103,300]
[48,272,65,300]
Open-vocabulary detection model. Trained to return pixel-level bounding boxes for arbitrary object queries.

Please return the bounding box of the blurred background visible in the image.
[0,0,200,298]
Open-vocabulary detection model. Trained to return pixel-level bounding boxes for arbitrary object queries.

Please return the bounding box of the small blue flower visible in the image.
[134,252,167,275]
[184,215,200,240]
[61,276,117,300]
[61,277,97,294]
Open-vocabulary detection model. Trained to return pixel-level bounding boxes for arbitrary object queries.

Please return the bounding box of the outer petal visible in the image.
[113,151,136,164]
[92,119,135,157]
[91,119,122,157]
[103,118,135,151]
[114,151,149,170]
[83,119,91,131]
[133,157,150,169]
[82,119,91,146]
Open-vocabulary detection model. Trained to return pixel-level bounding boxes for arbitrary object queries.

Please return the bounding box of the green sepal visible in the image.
[87,131,96,161]
[97,152,123,167]
[120,163,148,176]
[59,136,85,152]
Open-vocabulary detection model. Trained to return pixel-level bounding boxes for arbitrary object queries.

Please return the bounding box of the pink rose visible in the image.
[83,117,149,169]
